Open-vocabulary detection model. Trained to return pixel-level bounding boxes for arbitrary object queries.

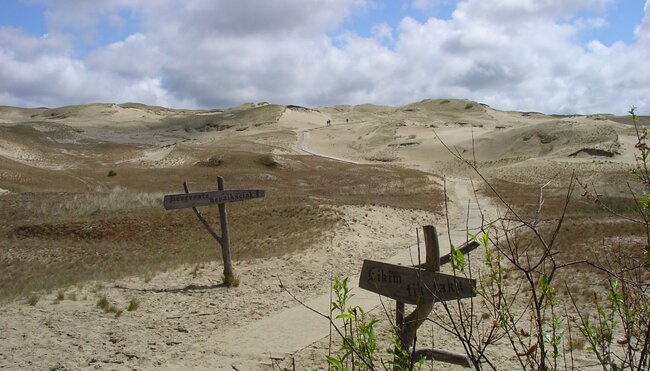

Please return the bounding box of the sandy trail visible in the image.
[208,128,500,369]
[299,131,361,165]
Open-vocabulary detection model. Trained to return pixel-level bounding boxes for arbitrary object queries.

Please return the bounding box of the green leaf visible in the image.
[640,194,650,211]
[336,313,354,320]
[482,232,490,247]
[450,248,466,271]
[645,245,650,270]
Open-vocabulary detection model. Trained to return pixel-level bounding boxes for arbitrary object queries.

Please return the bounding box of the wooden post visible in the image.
[167,177,264,287]
[398,225,439,350]
[217,176,236,285]
[396,301,404,330]
[360,225,474,368]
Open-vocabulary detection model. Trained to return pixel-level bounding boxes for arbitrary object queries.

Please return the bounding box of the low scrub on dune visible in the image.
[0,152,442,301]
[34,186,163,218]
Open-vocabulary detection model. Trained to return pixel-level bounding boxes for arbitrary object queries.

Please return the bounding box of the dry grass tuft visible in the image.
[223,274,240,287]
[34,186,163,218]
[127,298,139,312]
[26,295,39,306]
[96,296,123,317]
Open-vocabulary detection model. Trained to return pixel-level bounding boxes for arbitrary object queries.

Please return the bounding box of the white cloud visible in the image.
[371,23,393,42]
[0,0,648,114]
[637,0,650,39]
[574,17,609,30]
[86,33,162,79]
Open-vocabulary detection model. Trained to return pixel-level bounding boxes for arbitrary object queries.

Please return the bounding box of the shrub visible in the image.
[26,295,39,306]
[127,299,139,312]
[96,296,109,311]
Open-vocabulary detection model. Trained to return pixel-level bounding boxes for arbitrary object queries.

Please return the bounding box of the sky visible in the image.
[0,0,649,114]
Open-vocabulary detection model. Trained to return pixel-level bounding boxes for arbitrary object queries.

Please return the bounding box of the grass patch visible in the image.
[97,296,123,318]
[480,177,649,305]
[0,150,442,302]
[26,295,39,306]
[96,296,109,310]
[190,264,201,278]
[127,298,139,312]
[223,273,240,287]
[53,290,64,304]
[364,152,398,162]
[29,186,163,219]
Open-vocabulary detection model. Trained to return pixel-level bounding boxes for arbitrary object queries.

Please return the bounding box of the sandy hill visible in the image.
[0,98,643,178]
[0,98,648,370]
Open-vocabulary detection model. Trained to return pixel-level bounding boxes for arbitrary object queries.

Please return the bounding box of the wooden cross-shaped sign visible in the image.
[358,225,478,367]
[164,176,264,286]
[359,259,475,305]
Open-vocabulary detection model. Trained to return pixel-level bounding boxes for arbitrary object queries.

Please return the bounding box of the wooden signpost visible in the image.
[358,225,479,368]
[359,260,475,305]
[164,189,264,210]
[164,176,264,286]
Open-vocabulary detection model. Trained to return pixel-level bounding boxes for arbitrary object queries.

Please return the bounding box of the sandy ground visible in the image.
[0,100,642,369]
[0,203,441,370]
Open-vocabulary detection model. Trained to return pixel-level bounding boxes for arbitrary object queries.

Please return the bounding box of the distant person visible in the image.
[326,119,331,127]
[346,119,349,124]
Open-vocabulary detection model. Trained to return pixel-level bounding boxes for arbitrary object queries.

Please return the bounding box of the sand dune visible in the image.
[0,99,646,369]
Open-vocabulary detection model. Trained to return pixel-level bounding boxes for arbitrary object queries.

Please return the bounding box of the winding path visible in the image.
[214,126,497,369]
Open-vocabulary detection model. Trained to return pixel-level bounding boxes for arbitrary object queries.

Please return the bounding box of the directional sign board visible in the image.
[359,260,475,305]
[164,189,265,210]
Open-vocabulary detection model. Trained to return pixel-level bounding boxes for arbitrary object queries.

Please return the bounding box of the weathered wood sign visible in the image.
[359,259,475,305]
[163,177,265,286]
[164,189,265,210]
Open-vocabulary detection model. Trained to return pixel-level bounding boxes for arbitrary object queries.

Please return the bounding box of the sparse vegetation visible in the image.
[1,150,440,301]
[107,169,117,177]
[26,295,39,306]
[190,264,201,278]
[96,296,109,310]
[96,296,123,318]
[364,152,398,162]
[127,298,139,312]
[223,273,240,287]
[53,290,64,304]
[5,100,647,368]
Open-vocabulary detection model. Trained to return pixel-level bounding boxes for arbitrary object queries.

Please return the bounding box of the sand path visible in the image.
[299,131,362,165]
[210,128,499,369]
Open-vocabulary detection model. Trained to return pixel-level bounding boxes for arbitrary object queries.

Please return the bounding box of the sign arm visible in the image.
[418,240,479,268]
[183,180,223,245]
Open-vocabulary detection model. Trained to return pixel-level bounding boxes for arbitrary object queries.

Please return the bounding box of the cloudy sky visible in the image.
[0,0,648,114]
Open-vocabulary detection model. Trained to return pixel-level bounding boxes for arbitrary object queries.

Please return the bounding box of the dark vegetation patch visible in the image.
[162,104,284,132]
[609,115,650,126]
[568,148,617,157]
[286,105,319,113]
